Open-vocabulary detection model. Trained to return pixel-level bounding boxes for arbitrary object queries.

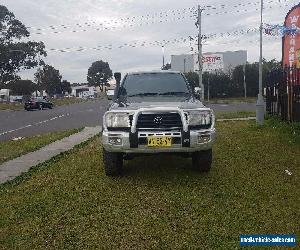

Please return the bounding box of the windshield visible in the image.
[119,73,190,98]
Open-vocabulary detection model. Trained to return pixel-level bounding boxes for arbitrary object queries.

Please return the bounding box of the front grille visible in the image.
[136,112,183,129]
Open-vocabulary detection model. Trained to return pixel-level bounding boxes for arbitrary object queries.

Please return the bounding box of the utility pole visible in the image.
[243,64,247,99]
[197,5,204,100]
[162,46,165,69]
[207,74,210,102]
[183,58,186,73]
[256,0,264,125]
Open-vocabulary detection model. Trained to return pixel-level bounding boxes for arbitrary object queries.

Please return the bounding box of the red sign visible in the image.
[202,56,222,63]
[283,4,300,67]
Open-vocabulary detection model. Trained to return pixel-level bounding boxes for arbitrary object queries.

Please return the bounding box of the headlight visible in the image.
[105,112,130,128]
[187,110,213,126]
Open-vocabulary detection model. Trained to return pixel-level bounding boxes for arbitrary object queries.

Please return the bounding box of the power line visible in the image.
[26,7,195,32]
[44,27,266,53]
[10,0,294,36]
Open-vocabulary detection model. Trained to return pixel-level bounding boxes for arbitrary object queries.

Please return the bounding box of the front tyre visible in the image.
[102,148,123,176]
[192,149,212,172]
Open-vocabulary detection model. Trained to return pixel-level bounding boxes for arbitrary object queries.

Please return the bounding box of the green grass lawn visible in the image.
[0,129,80,165]
[0,102,23,111]
[0,119,299,249]
[50,97,88,107]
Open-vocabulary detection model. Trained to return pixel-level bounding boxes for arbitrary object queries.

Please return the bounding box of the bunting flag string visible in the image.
[264,23,300,36]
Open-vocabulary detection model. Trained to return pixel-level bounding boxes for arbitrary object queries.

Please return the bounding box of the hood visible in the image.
[109,98,206,111]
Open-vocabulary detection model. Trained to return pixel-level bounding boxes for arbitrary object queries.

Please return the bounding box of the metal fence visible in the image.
[266,66,300,122]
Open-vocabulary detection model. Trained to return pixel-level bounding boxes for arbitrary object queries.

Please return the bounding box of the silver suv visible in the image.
[102,71,216,176]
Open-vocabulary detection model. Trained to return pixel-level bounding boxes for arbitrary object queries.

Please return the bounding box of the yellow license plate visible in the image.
[147,136,172,147]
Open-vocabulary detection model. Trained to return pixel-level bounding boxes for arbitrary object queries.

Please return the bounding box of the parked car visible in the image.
[106,89,115,100]
[24,97,54,110]
[101,71,216,176]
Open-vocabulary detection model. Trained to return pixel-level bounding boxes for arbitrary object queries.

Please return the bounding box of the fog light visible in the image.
[198,134,210,144]
[108,137,122,145]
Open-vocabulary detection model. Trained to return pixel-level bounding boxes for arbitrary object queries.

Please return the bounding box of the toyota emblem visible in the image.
[153,116,163,125]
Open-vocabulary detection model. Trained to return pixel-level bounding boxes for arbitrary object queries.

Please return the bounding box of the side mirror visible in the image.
[114,72,122,101]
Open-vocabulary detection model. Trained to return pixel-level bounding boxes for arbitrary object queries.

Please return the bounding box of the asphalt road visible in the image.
[0,100,256,141]
[0,99,109,141]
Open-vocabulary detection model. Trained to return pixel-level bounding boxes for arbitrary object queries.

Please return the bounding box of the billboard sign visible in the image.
[282,4,300,67]
[201,54,224,72]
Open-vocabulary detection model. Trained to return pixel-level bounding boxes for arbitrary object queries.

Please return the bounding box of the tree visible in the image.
[34,65,62,96]
[61,80,72,94]
[0,5,47,85]
[184,72,199,89]
[231,65,245,97]
[8,79,36,95]
[87,60,112,91]
[206,72,231,98]
[184,59,282,99]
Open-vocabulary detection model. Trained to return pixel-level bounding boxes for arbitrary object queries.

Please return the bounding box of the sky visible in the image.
[2,0,299,83]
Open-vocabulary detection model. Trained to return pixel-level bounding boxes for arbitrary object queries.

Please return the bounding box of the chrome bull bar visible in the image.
[103,107,214,133]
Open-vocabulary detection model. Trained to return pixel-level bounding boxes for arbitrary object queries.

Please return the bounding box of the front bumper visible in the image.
[102,128,216,153]
[102,107,216,154]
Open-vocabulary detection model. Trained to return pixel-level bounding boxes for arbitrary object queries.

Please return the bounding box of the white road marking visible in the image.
[0,113,69,137]
[0,124,33,136]
[36,120,49,124]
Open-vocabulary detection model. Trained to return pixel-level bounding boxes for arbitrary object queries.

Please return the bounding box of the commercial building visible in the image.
[170,54,195,73]
[171,50,247,73]
[71,86,97,98]
[0,89,10,102]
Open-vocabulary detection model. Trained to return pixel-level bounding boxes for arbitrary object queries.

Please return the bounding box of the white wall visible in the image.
[171,54,196,73]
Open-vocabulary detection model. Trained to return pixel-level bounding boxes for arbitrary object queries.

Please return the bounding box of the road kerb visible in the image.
[0,126,102,184]
[217,117,256,122]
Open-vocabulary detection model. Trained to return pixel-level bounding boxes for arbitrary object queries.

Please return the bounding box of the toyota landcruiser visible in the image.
[102,71,216,176]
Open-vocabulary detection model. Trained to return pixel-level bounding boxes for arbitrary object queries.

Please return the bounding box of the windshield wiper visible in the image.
[128,93,158,97]
[159,91,189,96]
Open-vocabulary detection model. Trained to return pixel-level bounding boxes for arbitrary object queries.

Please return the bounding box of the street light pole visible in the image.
[207,73,210,102]
[197,5,204,100]
[256,0,265,125]
[162,46,165,69]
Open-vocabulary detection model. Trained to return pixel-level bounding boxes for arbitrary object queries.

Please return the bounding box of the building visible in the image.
[171,50,247,73]
[0,89,10,102]
[170,54,195,73]
[71,86,96,98]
